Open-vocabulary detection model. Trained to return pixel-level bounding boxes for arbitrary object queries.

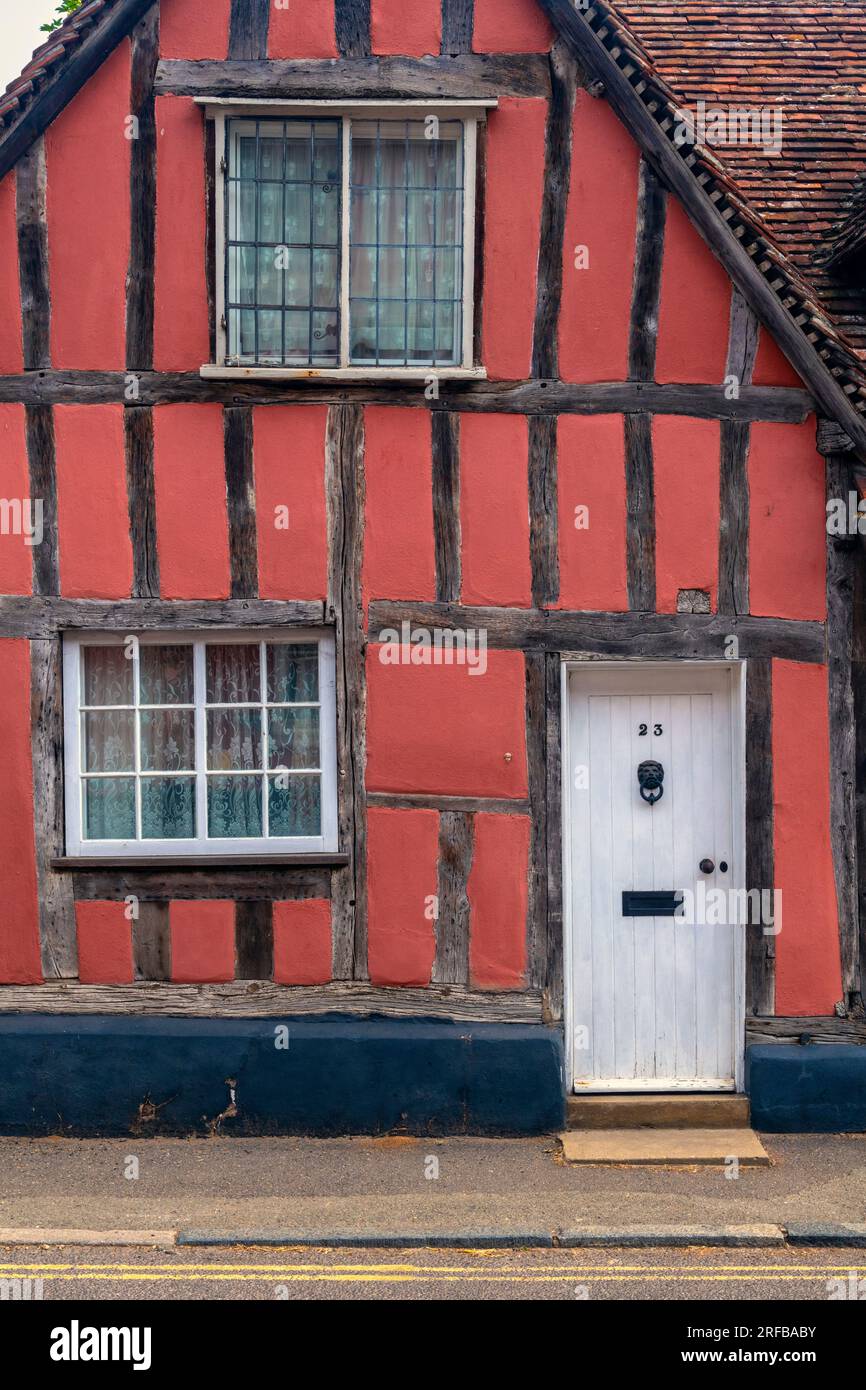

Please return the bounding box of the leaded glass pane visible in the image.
[84,711,135,773]
[268,708,320,771]
[85,778,136,840]
[268,776,321,837]
[267,644,319,703]
[208,776,263,838]
[139,646,194,706]
[83,647,133,706]
[141,778,196,840]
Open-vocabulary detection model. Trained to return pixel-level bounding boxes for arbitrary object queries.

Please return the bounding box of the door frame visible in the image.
[560,658,748,1095]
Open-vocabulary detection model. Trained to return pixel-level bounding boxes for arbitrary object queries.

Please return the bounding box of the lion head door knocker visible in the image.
[637,759,665,806]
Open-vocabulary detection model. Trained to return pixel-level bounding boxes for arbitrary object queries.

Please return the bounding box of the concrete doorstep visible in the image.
[558,1128,770,1165]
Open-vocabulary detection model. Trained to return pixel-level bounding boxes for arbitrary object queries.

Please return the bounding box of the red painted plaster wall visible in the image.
[154,97,210,371]
[752,329,804,389]
[482,98,547,379]
[170,901,236,983]
[269,0,338,58]
[656,198,731,385]
[654,416,720,613]
[254,406,328,601]
[367,807,438,986]
[749,420,825,621]
[152,404,230,598]
[0,641,41,983]
[460,414,532,606]
[468,812,529,988]
[160,0,231,59]
[45,41,131,369]
[0,405,34,595]
[363,408,436,602]
[55,405,133,599]
[772,660,842,1015]
[366,648,528,798]
[560,92,640,383]
[0,174,22,373]
[372,0,440,55]
[556,414,628,611]
[76,902,134,985]
[473,0,554,52]
[273,900,333,985]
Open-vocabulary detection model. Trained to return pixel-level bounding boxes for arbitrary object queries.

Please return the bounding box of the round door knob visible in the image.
[699,859,715,875]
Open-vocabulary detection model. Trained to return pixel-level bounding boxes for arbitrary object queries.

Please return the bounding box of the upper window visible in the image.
[205,103,489,378]
[63,632,338,858]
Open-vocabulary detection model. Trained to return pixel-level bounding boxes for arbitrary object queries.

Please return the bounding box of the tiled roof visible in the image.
[0,0,120,130]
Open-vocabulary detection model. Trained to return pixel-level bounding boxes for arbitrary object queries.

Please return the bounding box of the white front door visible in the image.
[566,663,744,1093]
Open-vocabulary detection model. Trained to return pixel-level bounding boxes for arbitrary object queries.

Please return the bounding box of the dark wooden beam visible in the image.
[235,900,274,980]
[432,812,474,985]
[15,137,50,370]
[0,597,326,639]
[532,39,577,380]
[132,902,171,981]
[155,53,552,99]
[326,404,368,981]
[745,658,775,1017]
[229,0,271,59]
[624,412,655,612]
[431,411,462,604]
[854,544,866,1013]
[0,0,156,182]
[126,6,158,371]
[368,601,827,662]
[72,867,332,902]
[746,1017,866,1046]
[204,120,217,362]
[628,160,666,382]
[25,405,59,596]
[0,372,815,422]
[441,0,474,55]
[335,0,371,57]
[30,637,77,980]
[224,405,258,599]
[0,980,545,1023]
[718,290,759,617]
[525,653,549,997]
[826,453,860,1007]
[124,407,160,598]
[544,651,563,1019]
[528,415,559,607]
[367,792,529,815]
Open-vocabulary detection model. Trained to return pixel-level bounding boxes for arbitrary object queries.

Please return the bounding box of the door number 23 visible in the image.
[639,723,664,737]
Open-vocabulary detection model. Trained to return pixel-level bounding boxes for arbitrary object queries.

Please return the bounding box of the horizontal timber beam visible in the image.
[154,53,551,100]
[0,373,815,421]
[367,792,530,815]
[369,603,826,663]
[746,1017,866,1046]
[0,981,545,1024]
[0,598,327,639]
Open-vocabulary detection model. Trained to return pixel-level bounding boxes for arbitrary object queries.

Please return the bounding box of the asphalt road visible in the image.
[2,1243,865,1301]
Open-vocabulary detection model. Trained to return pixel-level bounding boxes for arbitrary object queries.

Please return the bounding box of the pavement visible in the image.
[0,1132,864,1247]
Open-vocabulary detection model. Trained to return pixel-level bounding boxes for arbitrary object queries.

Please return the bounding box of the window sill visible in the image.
[200,365,488,383]
[52,854,349,871]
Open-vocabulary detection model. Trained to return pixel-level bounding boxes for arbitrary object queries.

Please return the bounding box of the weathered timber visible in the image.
[628,159,666,382]
[544,650,564,1019]
[746,1017,866,1046]
[718,291,759,616]
[127,7,159,371]
[826,453,860,1006]
[132,902,171,982]
[532,40,578,380]
[335,0,371,57]
[124,407,160,598]
[30,637,77,980]
[55,854,346,871]
[528,415,559,607]
[431,411,462,604]
[0,981,546,1024]
[71,868,332,903]
[0,0,155,182]
[745,657,775,1017]
[535,0,866,455]
[0,598,326,639]
[205,120,217,361]
[525,653,549,995]
[155,54,551,99]
[224,406,258,599]
[726,289,760,389]
[326,405,368,981]
[15,137,50,370]
[624,412,655,612]
[368,602,826,662]
[235,900,274,980]
[441,0,474,55]
[0,373,815,421]
[367,792,530,815]
[854,545,866,1011]
[25,405,59,596]
[229,0,271,60]
[817,418,856,456]
[432,812,474,986]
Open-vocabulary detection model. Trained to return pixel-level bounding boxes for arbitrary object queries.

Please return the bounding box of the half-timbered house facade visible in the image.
[0,0,865,1134]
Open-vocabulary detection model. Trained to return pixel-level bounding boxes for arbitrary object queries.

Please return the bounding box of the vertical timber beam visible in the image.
[30,638,77,979]
[746,657,775,1016]
[432,811,474,984]
[545,650,564,1019]
[431,411,461,604]
[628,158,666,383]
[525,652,549,997]
[854,522,866,1014]
[124,407,160,597]
[16,136,50,371]
[441,0,474,54]
[25,405,60,597]
[532,38,578,381]
[127,5,159,371]
[133,902,171,981]
[335,0,371,58]
[718,290,758,616]
[624,412,655,612]
[235,901,274,979]
[229,0,271,59]
[529,415,559,607]
[224,405,258,600]
[327,404,368,980]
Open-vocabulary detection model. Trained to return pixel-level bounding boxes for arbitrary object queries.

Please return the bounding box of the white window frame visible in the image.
[63,629,339,859]
[199,99,494,382]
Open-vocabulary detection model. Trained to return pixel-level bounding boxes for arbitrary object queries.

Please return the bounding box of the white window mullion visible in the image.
[462,118,478,371]
[340,114,352,369]
[133,638,142,841]
[194,641,209,844]
[260,638,269,840]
